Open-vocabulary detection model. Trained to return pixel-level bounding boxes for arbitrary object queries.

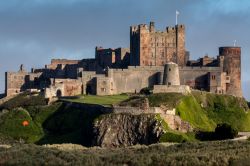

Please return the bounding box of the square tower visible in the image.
[130,22,186,66]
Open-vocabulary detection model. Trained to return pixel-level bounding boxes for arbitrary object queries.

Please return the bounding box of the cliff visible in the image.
[92,113,165,147]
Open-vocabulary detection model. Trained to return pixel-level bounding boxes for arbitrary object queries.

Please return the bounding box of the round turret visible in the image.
[163,62,180,86]
[219,47,242,97]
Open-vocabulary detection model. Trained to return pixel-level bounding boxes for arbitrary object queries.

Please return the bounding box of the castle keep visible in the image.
[4,22,242,98]
[130,22,186,66]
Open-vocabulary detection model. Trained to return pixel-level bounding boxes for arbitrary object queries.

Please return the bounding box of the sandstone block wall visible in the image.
[5,71,42,97]
[179,66,222,91]
[45,79,82,98]
[95,47,130,69]
[130,22,186,66]
[153,85,191,94]
[107,66,164,94]
[220,47,242,97]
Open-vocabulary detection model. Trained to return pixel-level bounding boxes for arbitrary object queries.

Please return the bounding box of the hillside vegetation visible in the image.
[148,92,249,131]
[0,91,249,144]
[1,141,250,165]
[0,93,105,144]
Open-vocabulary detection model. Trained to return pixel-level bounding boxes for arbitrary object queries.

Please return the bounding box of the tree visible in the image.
[214,123,238,140]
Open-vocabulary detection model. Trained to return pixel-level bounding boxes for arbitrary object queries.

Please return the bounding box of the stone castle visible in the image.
[4,22,242,98]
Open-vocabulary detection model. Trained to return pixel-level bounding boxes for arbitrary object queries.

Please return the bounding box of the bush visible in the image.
[140,87,153,95]
[214,123,238,140]
[160,132,187,143]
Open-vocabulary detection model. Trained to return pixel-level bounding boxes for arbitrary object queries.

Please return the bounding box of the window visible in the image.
[168,82,171,85]
[212,75,216,80]
[169,68,171,71]
[101,88,106,92]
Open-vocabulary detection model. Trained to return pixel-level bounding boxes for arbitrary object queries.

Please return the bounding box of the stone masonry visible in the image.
[4,22,243,98]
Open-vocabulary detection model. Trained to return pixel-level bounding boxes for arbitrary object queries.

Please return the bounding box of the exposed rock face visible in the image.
[92,113,164,148]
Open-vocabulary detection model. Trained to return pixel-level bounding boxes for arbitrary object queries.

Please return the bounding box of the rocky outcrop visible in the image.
[92,113,165,148]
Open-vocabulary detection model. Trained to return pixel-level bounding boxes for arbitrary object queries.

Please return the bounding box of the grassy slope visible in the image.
[0,92,249,144]
[0,108,43,143]
[149,92,250,132]
[176,95,215,131]
[184,93,249,131]
[62,94,129,106]
[0,103,62,143]
[0,93,128,144]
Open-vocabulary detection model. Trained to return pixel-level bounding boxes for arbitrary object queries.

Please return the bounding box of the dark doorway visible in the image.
[56,89,62,97]
[86,85,92,95]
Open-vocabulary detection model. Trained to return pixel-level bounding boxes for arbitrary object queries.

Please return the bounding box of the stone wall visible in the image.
[153,85,191,94]
[179,66,222,91]
[63,100,192,133]
[46,59,80,70]
[92,65,231,96]
[5,71,42,97]
[45,79,82,98]
[108,66,163,94]
[95,47,130,69]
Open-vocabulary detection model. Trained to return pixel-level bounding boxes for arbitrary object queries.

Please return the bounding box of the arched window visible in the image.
[56,89,62,97]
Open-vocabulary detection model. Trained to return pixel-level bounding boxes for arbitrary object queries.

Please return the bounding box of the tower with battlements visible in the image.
[130,22,187,66]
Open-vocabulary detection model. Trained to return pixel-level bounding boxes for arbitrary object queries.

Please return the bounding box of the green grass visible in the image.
[0,102,63,143]
[176,95,215,131]
[159,132,196,143]
[148,93,183,108]
[62,94,129,106]
[0,108,44,143]
[175,92,250,131]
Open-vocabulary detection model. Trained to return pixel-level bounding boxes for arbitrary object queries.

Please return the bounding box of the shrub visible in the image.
[214,123,238,140]
[159,132,187,143]
[140,87,153,95]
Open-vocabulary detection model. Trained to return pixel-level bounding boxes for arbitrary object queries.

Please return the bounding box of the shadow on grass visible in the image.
[195,131,216,141]
[36,102,107,147]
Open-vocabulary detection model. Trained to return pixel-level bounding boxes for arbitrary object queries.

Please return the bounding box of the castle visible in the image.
[4,22,242,98]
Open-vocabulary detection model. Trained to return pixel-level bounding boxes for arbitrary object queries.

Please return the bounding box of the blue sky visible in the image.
[0,0,249,100]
